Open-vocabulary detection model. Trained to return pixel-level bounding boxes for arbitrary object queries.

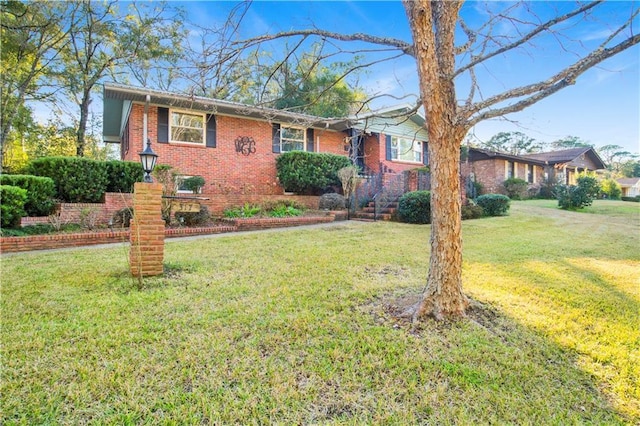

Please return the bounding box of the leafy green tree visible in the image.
[600,178,622,200]
[482,131,544,155]
[620,160,640,178]
[550,136,593,150]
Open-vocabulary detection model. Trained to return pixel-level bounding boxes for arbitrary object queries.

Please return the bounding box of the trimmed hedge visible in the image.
[476,194,511,216]
[105,160,143,193]
[276,151,352,195]
[398,190,431,224]
[0,185,27,228]
[27,157,109,203]
[0,174,55,216]
[621,196,640,202]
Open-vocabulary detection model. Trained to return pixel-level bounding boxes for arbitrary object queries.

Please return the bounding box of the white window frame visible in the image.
[280,125,306,152]
[391,136,422,163]
[170,109,206,146]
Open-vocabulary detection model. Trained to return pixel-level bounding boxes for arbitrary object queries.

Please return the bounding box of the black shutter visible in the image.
[206,114,216,148]
[272,123,281,153]
[385,134,392,161]
[306,128,314,152]
[422,142,429,165]
[157,107,169,143]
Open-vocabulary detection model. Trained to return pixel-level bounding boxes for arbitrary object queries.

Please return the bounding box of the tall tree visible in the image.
[226,1,639,319]
[550,135,593,149]
[58,0,184,156]
[0,0,69,168]
[481,131,545,155]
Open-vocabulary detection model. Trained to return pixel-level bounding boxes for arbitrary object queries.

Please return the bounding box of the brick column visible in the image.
[130,182,164,277]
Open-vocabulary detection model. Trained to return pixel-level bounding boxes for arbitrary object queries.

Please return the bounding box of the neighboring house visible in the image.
[617,177,640,197]
[102,84,429,212]
[461,146,606,195]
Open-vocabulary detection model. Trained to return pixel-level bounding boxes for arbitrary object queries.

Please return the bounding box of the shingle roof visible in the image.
[616,177,640,186]
[521,147,592,163]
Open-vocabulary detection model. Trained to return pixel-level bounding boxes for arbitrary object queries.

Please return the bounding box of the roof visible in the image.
[616,177,640,187]
[102,83,428,143]
[468,146,607,170]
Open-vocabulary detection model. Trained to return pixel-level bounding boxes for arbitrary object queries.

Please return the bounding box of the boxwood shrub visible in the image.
[105,160,143,193]
[476,194,511,216]
[276,151,352,195]
[398,190,431,224]
[621,196,640,202]
[0,185,27,228]
[461,204,484,220]
[27,157,109,203]
[0,174,55,216]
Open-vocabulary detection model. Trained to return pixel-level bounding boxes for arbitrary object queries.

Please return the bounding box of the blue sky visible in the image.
[182,0,639,154]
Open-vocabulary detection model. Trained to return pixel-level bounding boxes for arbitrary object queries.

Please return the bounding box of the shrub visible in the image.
[175,205,210,226]
[105,161,143,193]
[557,175,600,210]
[267,205,303,217]
[537,176,557,199]
[111,207,134,228]
[461,204,484,220]
[621,196,640,202]
[79,207,100,230]
[276,151,352,194]
[0,174,56,216]
[27,156,108,203]
[503,178,528,200]
[319,193,346,210]
[476,194,511,216]
[398,190,431,224]
[600,178,622,200]
[224,203,261,218]
[0,185,27,228]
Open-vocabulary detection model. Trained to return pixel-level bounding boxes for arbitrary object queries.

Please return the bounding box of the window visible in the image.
[170,110,205,145]
[526,164,535,184]
[280,126,305,152]
[506,161,515,179]
[391,136,422,163]
[175,175,202,194]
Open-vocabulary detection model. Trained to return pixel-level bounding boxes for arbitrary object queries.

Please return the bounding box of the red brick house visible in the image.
[102,84,429,212]
[462,146,606,195]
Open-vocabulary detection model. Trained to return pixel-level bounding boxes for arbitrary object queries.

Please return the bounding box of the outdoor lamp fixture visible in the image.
[139,139,158,183]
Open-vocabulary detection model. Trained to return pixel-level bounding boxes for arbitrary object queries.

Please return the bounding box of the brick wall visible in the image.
[124,104,350,196]
[130,183,164,277]
[461,159,545,195]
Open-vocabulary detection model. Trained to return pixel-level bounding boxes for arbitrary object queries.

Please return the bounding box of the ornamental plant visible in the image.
[398,190,431,224]
[476,194,511,216]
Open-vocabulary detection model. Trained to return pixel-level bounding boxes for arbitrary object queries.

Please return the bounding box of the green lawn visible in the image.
[2,200,638,424]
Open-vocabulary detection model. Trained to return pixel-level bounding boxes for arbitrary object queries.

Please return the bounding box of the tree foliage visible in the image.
[482,131,545,155]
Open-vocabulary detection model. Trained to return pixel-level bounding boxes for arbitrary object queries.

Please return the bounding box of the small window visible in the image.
[391,136,422,163]
[506,161,515,179]
[170,110,205,145]
[280,126,305,152]
[526,164,534,184]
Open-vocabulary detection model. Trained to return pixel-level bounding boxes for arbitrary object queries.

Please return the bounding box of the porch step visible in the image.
[351,211,393,221]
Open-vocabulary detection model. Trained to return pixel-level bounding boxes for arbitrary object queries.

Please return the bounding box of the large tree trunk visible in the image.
[405,0,469,319]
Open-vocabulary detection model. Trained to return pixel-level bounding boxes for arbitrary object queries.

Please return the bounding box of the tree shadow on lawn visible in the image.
[370,289,633,424]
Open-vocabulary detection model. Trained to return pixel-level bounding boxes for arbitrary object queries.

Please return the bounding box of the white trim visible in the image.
[169,108,206,146]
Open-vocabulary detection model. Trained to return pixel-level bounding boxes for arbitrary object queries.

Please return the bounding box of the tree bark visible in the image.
[404,0,469,319]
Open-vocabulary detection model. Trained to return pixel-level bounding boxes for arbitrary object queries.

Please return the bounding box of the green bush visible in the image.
[557,175,600,210]
[503,178,528,200]
[0,185,27,228]
[181,176,205,194]
[461,204,484,220]
[175,205,211,226]
[105,161,143,193]
[476,194,511,216]
[27,157,108,203]
[600,178,622,200]
[0,174,55,216]
[621,196,640,202]
[267,205,303,217]
[224,203,261,218]
[276,151,352,195]
[398,190,431,224]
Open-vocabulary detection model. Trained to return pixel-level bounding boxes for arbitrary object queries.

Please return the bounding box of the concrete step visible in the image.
[352,212,393,221]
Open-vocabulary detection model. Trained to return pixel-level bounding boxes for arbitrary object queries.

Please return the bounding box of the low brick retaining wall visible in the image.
[1,215,340,254]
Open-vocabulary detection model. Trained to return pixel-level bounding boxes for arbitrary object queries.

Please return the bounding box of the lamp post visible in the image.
[139,139,158,183]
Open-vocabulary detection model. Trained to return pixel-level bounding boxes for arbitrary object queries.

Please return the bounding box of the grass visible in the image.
[1,200,638,424]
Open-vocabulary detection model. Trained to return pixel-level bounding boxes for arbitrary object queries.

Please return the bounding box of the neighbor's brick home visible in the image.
[103,84,430,213]
[461,147,606,195]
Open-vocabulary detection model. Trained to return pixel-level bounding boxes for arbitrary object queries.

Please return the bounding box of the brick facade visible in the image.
[130,182,164,277]
[461,159,544,195]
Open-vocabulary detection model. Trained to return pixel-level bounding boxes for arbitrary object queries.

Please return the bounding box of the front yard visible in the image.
[1,200,638,424]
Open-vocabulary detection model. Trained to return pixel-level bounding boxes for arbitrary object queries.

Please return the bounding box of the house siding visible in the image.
[462,159,544,195]
[123,103,349,197]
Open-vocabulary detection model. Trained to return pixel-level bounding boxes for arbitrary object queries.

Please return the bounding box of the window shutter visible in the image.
[157,107,169,143]
[422,142,429,165]
[206,114,216,148]
[306,128,314,152]
[272,123,281,153]
[385,134,392,161]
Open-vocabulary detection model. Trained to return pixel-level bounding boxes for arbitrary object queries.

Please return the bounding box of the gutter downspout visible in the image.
[143,94,150,149]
